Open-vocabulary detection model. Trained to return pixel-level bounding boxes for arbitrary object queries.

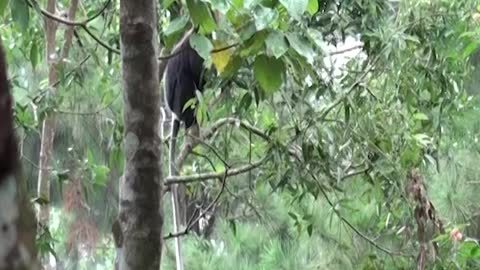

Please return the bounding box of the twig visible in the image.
[27,0,119,54]
[165,157,267,185]
[164,170,228,239]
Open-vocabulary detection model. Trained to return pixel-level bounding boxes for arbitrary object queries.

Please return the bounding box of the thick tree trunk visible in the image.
[114,0,163,269]
[0,41,38,270]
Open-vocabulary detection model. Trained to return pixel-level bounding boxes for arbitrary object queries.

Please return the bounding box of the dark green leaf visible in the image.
[10,0,29,31]
[30,42,38,69]
[0,0,9,17]
[253,55,284,93]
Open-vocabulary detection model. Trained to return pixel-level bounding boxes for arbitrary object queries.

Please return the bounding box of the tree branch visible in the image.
[164,157,267,185]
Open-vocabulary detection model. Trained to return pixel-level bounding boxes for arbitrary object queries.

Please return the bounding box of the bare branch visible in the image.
[164,170,228,239]
[27,0,119,54]
[165,157,267,185]
[28,0,111,26]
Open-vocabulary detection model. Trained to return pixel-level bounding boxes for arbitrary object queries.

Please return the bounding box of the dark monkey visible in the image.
[164,29,205,172]
[164,29,205,270]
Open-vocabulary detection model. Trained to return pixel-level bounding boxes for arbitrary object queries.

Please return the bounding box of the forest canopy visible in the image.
[0,0,480,269]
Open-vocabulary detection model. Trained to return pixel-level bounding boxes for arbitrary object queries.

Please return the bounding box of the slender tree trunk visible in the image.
[36,0,58,226]
[113,0,163,269]
[37,0,79,228]
[0,41,38,270]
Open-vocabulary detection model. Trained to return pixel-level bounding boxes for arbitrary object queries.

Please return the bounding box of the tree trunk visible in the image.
[114,0,163,269]
[36,0,58,226]
[0,41,38,270]
[37,0,79,227]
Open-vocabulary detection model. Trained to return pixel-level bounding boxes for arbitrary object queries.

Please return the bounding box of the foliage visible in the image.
[0,0,480,269]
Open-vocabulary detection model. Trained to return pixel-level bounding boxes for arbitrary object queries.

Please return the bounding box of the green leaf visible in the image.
[279,0,308,19]
[164,16,189,36]
[93,165,110,186]
[413,112,429,121]
[220,55,242,79]
[186,0,217,34]
[0,0,9,17]
[253,55,284,93]
[462,42,478,59]
[265,31,288,58]
[10,0,29,32]
[189,34,213,60]
[228,219,237,235]
[253,5,278,31]
[240,30,268,57]
[163,0,176,9]
[307,0,318,16]
[287,33,315,64]
[307,224,313,236]
[30,42,38,69]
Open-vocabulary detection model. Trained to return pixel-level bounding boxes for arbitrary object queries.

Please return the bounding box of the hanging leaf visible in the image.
[190,34,213,60]
[287,33,316,64]
[254,54,284,93]
[253,5,278,31]
[164,16,189,36]
[220,55,242,79]
[0,0,9,17]
[186,0,217,34]
[307,0,318,16]
[279,0,308,19]
[212,41,234,74]
[10,0,29,32]
[265,31,288,58]
[30,42,39,69]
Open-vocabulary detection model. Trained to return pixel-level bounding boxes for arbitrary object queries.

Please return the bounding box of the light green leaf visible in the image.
[163,0,176,9]
[189,34,213,60]
[164,16,189,36]
[30,42,38,69]
[186,0,217,34]
[254,55,284,93]
[266,31,288,58]
[279,0,308,19]
[0,0,9,17]
[287,33,315,64]
[253,5,278,31]
[307,0,318,16]
[413,113,429,121]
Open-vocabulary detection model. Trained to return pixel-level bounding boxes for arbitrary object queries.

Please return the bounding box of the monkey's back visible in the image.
[164,40,204,128]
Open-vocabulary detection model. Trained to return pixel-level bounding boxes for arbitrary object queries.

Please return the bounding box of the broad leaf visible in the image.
[254,55,284,93]
[266,31,288,58]
[279,0,308,19]
[187,0,217,34]
[190,34,213,60]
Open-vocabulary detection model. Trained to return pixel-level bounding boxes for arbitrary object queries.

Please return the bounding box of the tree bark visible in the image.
[36,0,58,226]
[0,41,38,270]
[37,0,79,228]
[114,0,163,269]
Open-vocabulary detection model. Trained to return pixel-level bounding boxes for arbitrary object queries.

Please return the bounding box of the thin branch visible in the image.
[27,0,119,54]
[28,0,111,26]
[308,170,407,257]
[165,157,267,185]
[55,91,120,115]
[164,170,228,239]
[319,51,383,120]
[328,44,363,56]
